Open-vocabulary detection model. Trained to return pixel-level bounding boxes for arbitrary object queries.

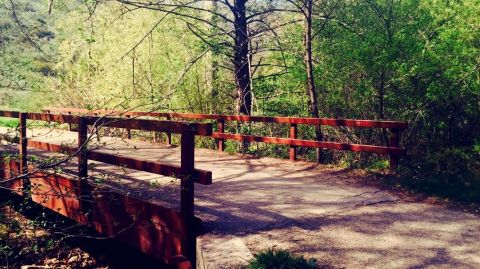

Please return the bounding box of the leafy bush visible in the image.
[0,117,19,128]
[247,249,320,269]
[399,147,480,203]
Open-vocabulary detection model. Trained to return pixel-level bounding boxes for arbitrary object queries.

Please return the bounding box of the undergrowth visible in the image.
[0,118,19,128]
[246,248,332,269]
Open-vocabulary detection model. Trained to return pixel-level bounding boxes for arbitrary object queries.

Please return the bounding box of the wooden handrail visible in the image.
[43,107,408,129]
[25,140,212,185]
[40,107,408,168]
[211,133,405,155]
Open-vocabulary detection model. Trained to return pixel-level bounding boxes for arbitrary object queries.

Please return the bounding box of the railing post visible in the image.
[166,115,172,146]
[180,126,195,267]
[44,109,51,125]
[19,112,30,195]
[77,116,91,223]
[217,119,225,151]
[126,115,132,139]
[315,125,323,164]
[389,128,400,169]
[78,117,88,180]
[289,123,297,161]
[68,112,72,131]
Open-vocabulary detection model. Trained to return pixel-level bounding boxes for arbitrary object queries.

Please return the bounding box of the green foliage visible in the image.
[1,0,479,203]
[0,117,19,128]
[51,1,228,113]
[0,0,59,110]
[247,248,320,269]
[400,147,480,203]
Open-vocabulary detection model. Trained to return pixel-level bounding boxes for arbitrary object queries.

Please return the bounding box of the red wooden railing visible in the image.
[44,107,408,168]
[0,110,213,269]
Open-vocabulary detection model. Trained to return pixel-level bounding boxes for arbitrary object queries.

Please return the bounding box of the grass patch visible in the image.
[0,117,19,128]
[247,248,331,269]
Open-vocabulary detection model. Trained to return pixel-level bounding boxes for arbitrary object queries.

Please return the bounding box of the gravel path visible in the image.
[1,126,479,268]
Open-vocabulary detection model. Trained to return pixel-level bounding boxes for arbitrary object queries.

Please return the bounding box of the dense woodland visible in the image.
[0,0,479,203]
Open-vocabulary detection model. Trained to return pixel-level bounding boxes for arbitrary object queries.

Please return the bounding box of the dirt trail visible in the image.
[1,126,479,268]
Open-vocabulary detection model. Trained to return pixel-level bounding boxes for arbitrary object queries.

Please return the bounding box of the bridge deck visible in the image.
[1,126,479,268]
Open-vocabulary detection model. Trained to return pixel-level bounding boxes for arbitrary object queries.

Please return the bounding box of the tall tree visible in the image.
[286,0,341,162]
[116,0,288,115]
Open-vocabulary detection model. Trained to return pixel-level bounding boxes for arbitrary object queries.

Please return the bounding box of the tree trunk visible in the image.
[233,0,252,152]
[304,0,323,163]
[233,0,252,116]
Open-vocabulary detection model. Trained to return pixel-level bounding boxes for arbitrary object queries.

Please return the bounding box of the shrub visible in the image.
[0,118,19,128]
[247,248,321,269]
[399,147,480,203]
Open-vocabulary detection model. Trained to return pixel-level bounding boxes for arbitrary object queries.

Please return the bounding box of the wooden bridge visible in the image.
[2,108,478,269]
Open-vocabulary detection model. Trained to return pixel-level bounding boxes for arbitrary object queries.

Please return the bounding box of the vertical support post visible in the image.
[78,117,88,180]
[217,119,225,151]
[68,112,72,131]
[166,115,172,146]
[77,116,91,222]
[389,128,400,169]
[44,109,51,125]
[92,113,101,142]
[19,112,29,195]
[315,125,323,164]
[180,126,195,268]
[289,123,297,161]
[126,115,132,140]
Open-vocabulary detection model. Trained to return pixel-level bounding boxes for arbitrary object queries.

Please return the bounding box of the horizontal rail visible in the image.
[23,111,404,155]
[0,110,20,118]
[88,151,212,185]
[25,140,212,185]
[41,107,408,168]
[43,107,408,129]
[0,111,212,136]
[211,132,405,155]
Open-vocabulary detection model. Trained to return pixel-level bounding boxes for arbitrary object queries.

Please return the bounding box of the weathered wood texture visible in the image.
[42,107,407,129]
[0,163,190,265]
[41,107,407,166]
[0,110,213,269]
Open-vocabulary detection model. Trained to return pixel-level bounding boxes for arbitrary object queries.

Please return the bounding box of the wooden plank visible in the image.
[26,112,213,136]
[88,151,212,185]
[289,124,297,161]
[86,116,212,136]
[77,116,91,221]
[27,140,76,154]
[30,172,88,224]
[39,108,407,158]
[0,110,20,118]
[1,153,197,267]
[77,117,88,180]
[43,107,408,129]
[161,113,408,129]
[24,170,190,265]
[19,113,29,196]
[0,158,23,195]
[180,128,195,265]
[217,119,225,151]
[26,112,78,124]
[92,187,190,265]
[212,132,405,155]
[24,140,212,185]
